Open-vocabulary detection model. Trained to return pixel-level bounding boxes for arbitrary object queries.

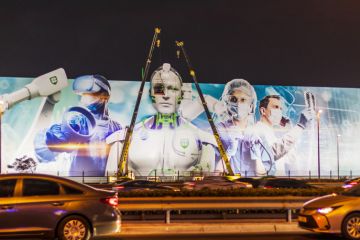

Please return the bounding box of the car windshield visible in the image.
[342,184,360,196]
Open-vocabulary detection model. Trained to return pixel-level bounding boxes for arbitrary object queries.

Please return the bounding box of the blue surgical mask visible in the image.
[81,95,107,115]
[86,101,106,114]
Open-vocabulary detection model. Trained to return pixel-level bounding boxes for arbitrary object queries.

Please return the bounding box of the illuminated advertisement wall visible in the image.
[0,76,359,177]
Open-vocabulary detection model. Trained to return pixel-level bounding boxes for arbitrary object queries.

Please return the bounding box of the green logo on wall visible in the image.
[49,76,58,85]
[180,138,189,149]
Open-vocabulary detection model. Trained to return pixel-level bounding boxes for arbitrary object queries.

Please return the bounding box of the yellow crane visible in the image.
[117,30,236,177]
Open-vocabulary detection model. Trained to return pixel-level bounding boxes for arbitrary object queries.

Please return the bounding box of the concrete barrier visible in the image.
[118,222,307,235]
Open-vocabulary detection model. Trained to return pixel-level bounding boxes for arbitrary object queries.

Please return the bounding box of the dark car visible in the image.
[113,177,133,184]
[183,176,252,190]
[343,177,360,189]
[112,180,179,192]
[258,178,314,189]
[236,177,261,188]
[0,173,121,240]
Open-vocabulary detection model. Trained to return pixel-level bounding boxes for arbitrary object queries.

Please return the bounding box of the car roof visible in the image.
[0,173,94,191]
[348,177,360,181]
[240,177,258,181]
[117,179,148,184]
[263,178,305,182]
[203,176,225,179]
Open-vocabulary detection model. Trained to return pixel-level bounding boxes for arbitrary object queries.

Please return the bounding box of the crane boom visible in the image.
[175,41,235,176]
[117,28,161,177]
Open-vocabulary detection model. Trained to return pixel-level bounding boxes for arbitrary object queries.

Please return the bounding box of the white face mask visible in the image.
[268,109,282,126]
[229,103,250,120]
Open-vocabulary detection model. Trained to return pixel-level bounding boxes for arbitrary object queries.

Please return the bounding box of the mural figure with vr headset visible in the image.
[34,75,122,176]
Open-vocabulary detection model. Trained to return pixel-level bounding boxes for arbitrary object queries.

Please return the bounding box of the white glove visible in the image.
[297,109,315,129]
[255,159,267,176]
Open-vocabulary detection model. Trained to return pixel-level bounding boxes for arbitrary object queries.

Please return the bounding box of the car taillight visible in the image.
[264,186,272,189]
[114,186,124,190]
[350,182,358,185]
[101,196,118,207]
[184,182,195,186]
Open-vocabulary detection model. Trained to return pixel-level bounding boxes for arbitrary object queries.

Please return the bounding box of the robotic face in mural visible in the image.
[221,79,257,121]
[104,63,219,177]
[150,63,183,114]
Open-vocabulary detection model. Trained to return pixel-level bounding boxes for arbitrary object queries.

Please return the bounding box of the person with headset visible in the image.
[213,79,258,175]
[243,95,314,176]
[105,63,217,177]
[34,75,122,176]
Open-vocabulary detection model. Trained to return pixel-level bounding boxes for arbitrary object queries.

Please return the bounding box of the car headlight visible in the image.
[317,206,341,214]
[317,207,334,214]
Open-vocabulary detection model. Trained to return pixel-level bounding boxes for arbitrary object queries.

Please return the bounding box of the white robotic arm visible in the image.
[1,68,68,173]
[0,68,68,112]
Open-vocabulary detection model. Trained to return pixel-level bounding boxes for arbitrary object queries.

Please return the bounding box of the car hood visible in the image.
[304,194,354,208]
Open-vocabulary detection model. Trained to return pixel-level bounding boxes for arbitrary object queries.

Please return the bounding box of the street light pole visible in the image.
[0,106,3,174]
[337,134,341,180]
[317,110,322,180]
[0,112,1,174]
[0,100,5,174]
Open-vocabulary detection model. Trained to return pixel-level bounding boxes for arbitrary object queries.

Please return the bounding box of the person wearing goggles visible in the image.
[34,75,122,176]
[213,79,257,174]
[105,63,217,177]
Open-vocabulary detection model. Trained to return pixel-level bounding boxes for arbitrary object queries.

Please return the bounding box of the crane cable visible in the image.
[175,40,235,176]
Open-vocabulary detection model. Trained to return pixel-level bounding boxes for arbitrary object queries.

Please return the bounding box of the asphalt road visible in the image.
[7,233,344,240]
[96,233,344,240]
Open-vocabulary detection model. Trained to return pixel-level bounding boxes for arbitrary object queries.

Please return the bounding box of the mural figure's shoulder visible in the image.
[105,128,127,144]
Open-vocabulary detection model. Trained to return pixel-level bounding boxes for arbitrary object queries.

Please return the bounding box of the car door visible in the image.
[142,181,158,190]
[13,177,66,233]
[123,181,136,191]
[0,178,18,231]
[133,180,151,191]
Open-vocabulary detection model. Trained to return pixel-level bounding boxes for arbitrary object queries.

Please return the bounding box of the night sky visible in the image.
[1,0,360,87]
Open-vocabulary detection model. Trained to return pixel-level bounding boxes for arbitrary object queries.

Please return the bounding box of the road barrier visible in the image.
[118,196,314,224]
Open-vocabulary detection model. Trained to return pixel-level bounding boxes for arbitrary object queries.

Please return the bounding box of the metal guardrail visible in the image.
[4,170,354,183]
[117,196,314,224]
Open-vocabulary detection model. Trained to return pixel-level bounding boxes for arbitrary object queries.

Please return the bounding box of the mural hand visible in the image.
[297,109,315,129]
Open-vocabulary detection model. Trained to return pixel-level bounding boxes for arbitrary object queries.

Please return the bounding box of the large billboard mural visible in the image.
[0,69,359,177]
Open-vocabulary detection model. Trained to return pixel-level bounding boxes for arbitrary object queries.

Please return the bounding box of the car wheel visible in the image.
[57,215,91,240]
[342,213,360,240]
